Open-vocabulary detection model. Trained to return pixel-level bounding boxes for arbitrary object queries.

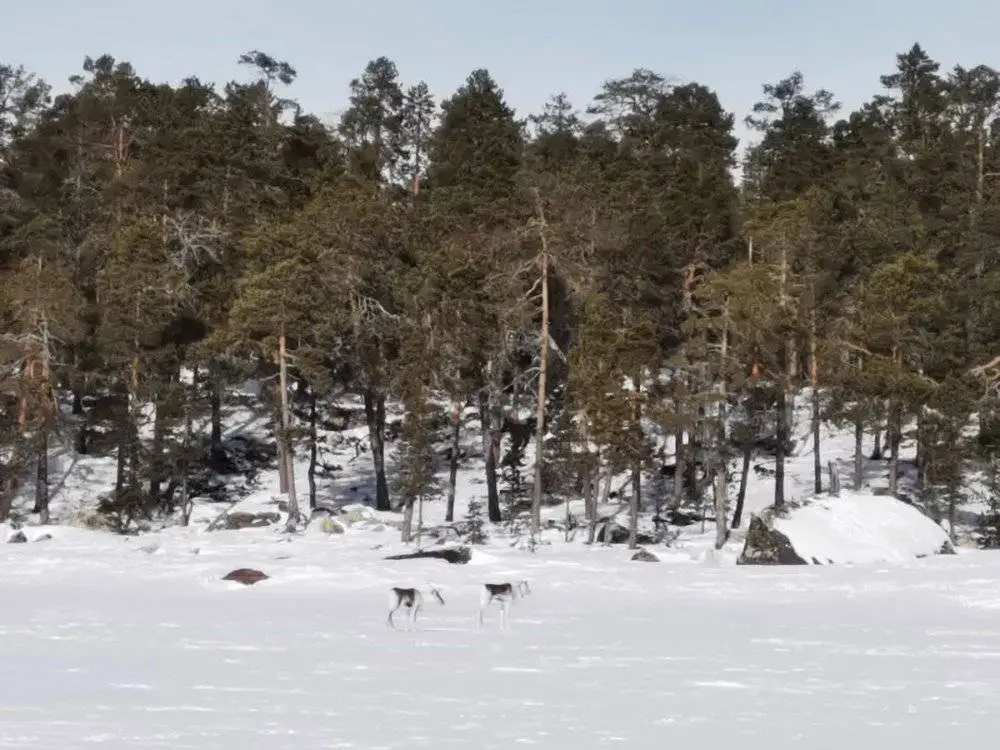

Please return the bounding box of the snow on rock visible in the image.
[467,548,499,565]
[738,492,956,565]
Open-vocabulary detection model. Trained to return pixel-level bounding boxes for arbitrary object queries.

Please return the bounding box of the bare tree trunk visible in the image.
[584,462,597,522]
[401,497,415,543]
[275,383,288,495]
[416,494,424,550]
[34,429,49,524]
[854,417,864,491]
[445,402,461,522]
[115,383,128,498]
[481,386,503,523]
[0,471,16,522]
[209,375,223,463]
[128,357,141,493]
[888,405,900,498]
[180,367,195,526]
[586,462,601,544]
[780,243,796,433]
[149,397,166,502]
[811,317,822,495]
[34,321,53,524]
[774,387,787,508]
[72,368,88,455]
[731,445,751,529]
[628,462,641,550]
[671,425,685,509]
[600,461,613,504]
[531,188,551,538]
[713,302,731,549]
[887,346,901,498]
[872,429,883,460]
[278,331,299,529]
[363,387,390,512]
[308,388,318,511]
[627,376,644,549]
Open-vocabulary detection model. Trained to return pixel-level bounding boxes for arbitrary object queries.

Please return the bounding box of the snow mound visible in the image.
[467,549,499,566]
[739,492,955,565]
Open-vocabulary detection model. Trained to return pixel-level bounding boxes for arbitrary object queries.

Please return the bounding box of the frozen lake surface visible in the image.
[3,529,999,749]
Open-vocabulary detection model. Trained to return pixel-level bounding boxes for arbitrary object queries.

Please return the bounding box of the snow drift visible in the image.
[738,492,956,565]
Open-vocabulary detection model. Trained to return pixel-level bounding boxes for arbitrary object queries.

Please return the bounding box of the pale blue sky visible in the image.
[3,0,997,149]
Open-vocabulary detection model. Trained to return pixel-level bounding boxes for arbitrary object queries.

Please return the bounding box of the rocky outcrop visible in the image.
[738,513,807,565]
[594,518,656,545]
[738,493,956,566]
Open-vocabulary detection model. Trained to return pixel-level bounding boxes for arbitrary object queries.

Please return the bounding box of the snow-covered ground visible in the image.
[3,528,1000,747]
[4,387,1000,745]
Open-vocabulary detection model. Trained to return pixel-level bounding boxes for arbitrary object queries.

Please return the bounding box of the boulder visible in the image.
[222,568,269,586]
[7,530,28,544]
[594,519,656,545]
[384,546,472,565]
[738,514,807,565]
[738,492,956,566]
[631,549,660,562]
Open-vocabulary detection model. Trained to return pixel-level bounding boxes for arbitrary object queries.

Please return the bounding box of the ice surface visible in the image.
[771,491,954,564]
[3,529,1000,748]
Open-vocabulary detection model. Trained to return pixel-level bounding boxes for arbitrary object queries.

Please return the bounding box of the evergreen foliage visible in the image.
[1,46,998,545]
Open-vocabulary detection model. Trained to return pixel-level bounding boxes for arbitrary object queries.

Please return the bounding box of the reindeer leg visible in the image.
[387,592,399,630]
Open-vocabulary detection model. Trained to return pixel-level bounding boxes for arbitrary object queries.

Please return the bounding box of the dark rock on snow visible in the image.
[631,549,660,562]
[594,519,656,545]
[222,568,269,585]
[738,513,807,565]
[7,530,28,544]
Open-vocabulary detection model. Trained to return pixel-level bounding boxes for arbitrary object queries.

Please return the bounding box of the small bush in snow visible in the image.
[465,498,488,545]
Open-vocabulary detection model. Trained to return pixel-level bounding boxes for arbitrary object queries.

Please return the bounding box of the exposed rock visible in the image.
[7,530,28,544]
[738,513,807,565]
[384,546,472,565]
[631,549,660,562]
[739,493,956,565]
[594,518,656,545]
[222,568,269,585]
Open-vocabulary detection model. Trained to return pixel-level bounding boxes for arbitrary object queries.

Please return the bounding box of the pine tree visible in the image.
[338,57,406,185]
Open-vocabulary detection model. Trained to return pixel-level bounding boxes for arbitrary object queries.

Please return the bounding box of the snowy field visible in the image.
[4,527,1000,748]
[4,387,1000,746]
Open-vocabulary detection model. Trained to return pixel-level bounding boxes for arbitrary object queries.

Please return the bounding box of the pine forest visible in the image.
[3,44,1000,551]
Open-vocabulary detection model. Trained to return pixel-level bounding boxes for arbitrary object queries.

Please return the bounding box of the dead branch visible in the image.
[968,355,1000,379]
